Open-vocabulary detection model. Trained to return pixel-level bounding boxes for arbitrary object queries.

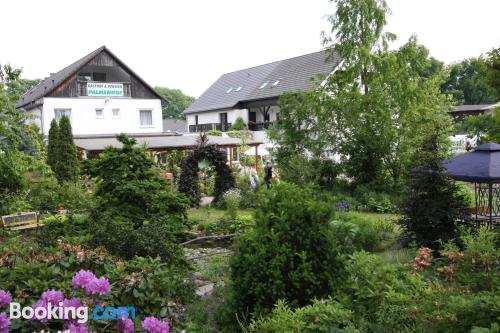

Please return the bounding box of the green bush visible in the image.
[226,183,341,323]
[332,212,402,252]
[248,299,359,333]
[354,188,397,213]
[208,129,223,136]
[230,117,247,130]
[108,256,195,318]
[399,164,468,250]
[87,134,190,265]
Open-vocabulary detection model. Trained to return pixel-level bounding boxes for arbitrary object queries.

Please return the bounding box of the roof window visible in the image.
[226,87,233,93]
[234,86,243,92]
[272,80,280,87]
[259,81,269,89]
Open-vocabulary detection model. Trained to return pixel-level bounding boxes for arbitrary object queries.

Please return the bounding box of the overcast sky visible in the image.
[1,0,499,97]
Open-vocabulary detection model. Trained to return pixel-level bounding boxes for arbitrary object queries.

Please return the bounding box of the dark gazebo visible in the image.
[443,142,500,228]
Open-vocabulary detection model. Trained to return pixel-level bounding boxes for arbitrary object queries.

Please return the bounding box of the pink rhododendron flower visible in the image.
[142,316,170,333]
[0,291,12,308]
[116,318,135,333]
[72,270,97,289]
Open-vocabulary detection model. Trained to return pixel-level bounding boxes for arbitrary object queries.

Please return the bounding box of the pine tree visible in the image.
[55,115,79,183]
[399,132,468,250]
[46,118,59,174]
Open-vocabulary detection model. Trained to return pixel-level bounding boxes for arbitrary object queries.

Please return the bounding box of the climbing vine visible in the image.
[178,133,236,205]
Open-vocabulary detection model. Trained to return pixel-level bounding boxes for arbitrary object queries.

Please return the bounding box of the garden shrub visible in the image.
[352,186,398,213]
[226,183,341,323]
[332,212,402,252]
[399,134,469,250]
[87,134,190,265]
[248,299,359,333]
[207,129,223,136]
[0,238,195,332]
[399,162,468,250]
[230,117,247,130]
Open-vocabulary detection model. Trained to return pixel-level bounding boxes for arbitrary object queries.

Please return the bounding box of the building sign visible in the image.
[87,82,124,97]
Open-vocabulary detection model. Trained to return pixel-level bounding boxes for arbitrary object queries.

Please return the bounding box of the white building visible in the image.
[16,46,164,137]
[183,50,339,133]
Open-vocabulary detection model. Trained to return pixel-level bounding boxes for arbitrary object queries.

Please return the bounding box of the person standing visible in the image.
[263,160,273,189]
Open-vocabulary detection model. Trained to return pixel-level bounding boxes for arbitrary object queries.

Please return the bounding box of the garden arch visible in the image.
[178,134,236,206]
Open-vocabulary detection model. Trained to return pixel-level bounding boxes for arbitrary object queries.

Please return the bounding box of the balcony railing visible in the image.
[248,121,275,131]
[189,123,232,133]
[78,81,132,97]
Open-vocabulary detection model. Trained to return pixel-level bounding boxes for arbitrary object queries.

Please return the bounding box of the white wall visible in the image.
[25,107,42,131]
[40,97,162,136]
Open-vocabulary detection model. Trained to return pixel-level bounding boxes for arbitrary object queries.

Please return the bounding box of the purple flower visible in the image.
[40,289,64,305]
[142,316,170,333]
[65,322,92,333]
[72,270,96,289]
[116,318,135,333]
[31,290,65,323]
[0,291,12,308]
[63,298,83,309]
[84,277,110,296]
[0,313,10,333]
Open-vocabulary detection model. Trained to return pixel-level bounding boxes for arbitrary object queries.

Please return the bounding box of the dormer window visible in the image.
[259,81,269,89]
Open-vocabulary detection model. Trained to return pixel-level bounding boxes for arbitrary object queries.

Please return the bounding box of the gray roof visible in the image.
[74,134,262,151]
[184,50,339,114]
[163,118,187,132]
[450,103,500,113]
[16,46,163,109]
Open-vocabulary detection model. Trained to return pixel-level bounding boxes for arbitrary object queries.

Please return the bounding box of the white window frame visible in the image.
[139,109,153,127]
[112,108,121,119]
[95,108,104,119]
[54,108,71,122]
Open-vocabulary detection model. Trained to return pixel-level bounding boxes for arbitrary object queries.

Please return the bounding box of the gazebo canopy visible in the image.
[443,142,500,184]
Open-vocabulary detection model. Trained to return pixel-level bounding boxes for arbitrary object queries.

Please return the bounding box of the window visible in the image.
[112,108,120,118]
[219,112,228,124]
[78,73,92,81]
[226,87,233,93]
[139,110,153,126]
[54,109,71,121]
[272,80,280,87]
[259,81,269,89]
[92,72,106,82]
[195,115,199,125]
[234,86,243,92]
[95,108,104,118]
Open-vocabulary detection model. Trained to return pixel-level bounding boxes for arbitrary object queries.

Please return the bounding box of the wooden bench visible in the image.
[1,212,40,231]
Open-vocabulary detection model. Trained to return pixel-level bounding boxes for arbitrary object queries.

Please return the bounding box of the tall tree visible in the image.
[46,118,59,174]
[54,115,79,183]
[400,130,468,250]
[271,0,452,192]
[441,58,497,105]
[0,64,42,155]
[154,86,195,119]
[485,46,500,99]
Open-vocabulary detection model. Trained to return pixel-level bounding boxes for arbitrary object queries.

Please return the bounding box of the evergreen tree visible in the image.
[46,118,59,174]
[54,115,79,183]
[227,183,340,323]
[399,131,468,250]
